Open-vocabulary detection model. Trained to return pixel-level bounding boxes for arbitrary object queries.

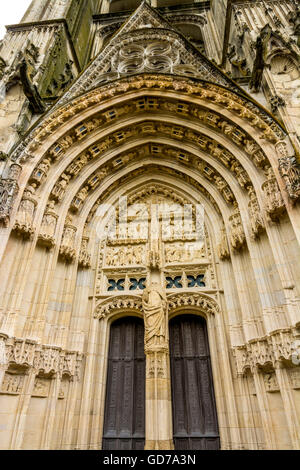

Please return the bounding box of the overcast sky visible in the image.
[0,1,32,39]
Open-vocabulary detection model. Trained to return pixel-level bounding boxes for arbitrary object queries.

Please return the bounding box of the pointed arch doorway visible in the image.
[169,314,220,450]
[102,316,146,450]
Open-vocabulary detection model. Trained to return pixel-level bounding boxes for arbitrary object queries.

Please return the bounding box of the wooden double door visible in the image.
[102,315,219,450]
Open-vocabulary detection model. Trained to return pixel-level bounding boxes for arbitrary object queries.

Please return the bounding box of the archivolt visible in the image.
[10,74,287,167]
[4,74,299,263]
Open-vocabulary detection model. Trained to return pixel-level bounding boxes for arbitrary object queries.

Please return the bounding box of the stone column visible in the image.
[144,344,174,450]
[274,363,300,449]
[252,368,277,450]
[142,279,174,450]
[10,368,37,449]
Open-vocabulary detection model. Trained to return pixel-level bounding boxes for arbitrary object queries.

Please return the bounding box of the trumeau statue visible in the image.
[142,281,168,349]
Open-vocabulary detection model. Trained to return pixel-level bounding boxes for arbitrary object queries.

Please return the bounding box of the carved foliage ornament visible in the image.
[11,74,285,164]
[3,338,82,380]
[95,293,220,319]
[233,328,298,374]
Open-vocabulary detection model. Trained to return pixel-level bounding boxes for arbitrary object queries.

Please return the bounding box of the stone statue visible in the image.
[142,281,167,348]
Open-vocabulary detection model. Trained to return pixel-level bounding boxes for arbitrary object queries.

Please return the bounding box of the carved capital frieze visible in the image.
[1,337,83,380]
[233,328,299,375]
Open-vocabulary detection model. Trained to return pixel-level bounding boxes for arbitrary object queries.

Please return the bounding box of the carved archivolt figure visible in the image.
[142,282,167,349]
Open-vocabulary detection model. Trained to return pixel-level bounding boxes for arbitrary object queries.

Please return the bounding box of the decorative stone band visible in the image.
[95,295,143,319]
[1,336,83,380]
[11,74,285,164]
[94,292,220,319]
[233,328,300,375]
[167,292,220,316]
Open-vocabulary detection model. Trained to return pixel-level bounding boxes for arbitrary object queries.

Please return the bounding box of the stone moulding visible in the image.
[95,295,143,319]
[167,292,220,316]
[10,73,285,165]
[94,291,220,319]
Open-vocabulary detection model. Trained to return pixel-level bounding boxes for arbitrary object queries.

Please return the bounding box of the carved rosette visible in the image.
[38,205,58,248]
[248,188,265,238]
[59,224,77,263]
[229,206,246,250]
[262,171,286,220]
[278,156,300,202]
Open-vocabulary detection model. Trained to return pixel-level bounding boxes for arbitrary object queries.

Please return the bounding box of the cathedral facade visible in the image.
[0,0,300,450]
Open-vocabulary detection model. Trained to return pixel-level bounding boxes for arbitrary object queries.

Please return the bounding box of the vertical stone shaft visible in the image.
[144,346,174,450]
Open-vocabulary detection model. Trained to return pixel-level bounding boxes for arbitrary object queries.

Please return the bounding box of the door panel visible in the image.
[102,317,145,450]
[169,315,220,450]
